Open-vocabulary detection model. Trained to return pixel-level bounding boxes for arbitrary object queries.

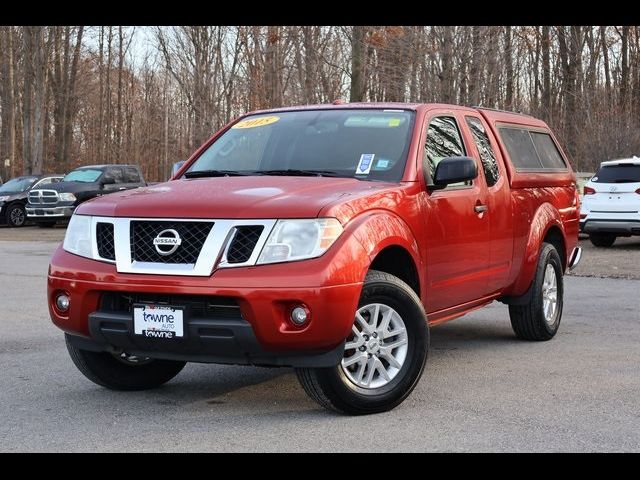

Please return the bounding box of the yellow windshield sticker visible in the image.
[232,116,280,129]
[388,118,401,127]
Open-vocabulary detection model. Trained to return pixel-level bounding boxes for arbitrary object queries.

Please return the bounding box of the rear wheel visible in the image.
[509,243,563,341]
[589,233,616,247]
[296,270,429,415]
[65,335,186,390]
[5,204,26,227]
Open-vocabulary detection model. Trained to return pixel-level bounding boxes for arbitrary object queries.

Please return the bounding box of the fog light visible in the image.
[56,294,70,312]
[290,305,311,326]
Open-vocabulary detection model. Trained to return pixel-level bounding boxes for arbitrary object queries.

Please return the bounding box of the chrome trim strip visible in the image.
[26,206,73,217]
[568,246,582,270]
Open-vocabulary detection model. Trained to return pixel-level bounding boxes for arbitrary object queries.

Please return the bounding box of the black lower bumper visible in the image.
[66,311,344,368]
[583,220,640,236]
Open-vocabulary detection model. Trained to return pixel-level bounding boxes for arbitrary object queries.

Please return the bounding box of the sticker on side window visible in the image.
[232,116,280,129]
[356,154,375,175]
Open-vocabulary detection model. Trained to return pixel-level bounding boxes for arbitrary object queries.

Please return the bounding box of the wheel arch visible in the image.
[504,202,567,299]
[349,210,424,302]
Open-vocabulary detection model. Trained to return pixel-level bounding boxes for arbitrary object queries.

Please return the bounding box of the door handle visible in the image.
[474,204,488,214]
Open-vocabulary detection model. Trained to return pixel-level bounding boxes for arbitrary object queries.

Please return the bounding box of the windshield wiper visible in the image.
[258,169,340,177]
[184,170,253,178]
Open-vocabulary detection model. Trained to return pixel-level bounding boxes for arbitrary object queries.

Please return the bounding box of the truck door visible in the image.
[423,113,491,312]
[462,114,514,295]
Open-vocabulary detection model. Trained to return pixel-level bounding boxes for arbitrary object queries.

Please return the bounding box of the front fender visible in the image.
[348,210,424,295]
[509,202,564,296]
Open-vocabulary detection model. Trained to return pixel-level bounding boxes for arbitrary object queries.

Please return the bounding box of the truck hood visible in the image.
[76,176,403,221]
[32,181,100,194]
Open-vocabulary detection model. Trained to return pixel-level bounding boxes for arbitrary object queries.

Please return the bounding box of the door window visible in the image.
[425,116,469,188]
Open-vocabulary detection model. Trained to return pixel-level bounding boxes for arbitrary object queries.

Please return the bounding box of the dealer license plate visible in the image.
[133,304,184,339]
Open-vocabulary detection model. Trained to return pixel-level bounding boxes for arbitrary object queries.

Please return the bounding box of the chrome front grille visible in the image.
[130,221,214,264]
[89,217,276,276]
[28,189,59,205]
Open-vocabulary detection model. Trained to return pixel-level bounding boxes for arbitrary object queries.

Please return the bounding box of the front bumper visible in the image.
[583,219,640,236]
[26,205,74,219]
[48,246,364,367]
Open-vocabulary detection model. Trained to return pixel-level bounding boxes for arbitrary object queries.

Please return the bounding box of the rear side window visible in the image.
[499,127,567,171]
[531,132,566,168]
[465,116,500,187]
[124,167,142,183]
[592,164,640,183]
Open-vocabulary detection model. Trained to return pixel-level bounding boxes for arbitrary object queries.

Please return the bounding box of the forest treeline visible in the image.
[1,26,639,181]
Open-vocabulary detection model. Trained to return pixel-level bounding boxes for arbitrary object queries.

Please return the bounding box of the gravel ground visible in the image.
[0,229,638,452]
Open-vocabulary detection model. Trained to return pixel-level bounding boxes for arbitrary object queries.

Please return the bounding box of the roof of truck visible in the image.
[247,102,548,128]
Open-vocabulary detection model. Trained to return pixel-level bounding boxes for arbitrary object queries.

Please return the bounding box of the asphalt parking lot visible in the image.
[0,226,639,452]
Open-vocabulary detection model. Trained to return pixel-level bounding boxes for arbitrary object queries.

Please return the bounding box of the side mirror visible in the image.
[431,156,478,189]
[171,161,186,178]
[100,177,116,187]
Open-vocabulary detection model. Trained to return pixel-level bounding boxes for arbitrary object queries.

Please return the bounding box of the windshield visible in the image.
[593,164,640,183]
[186,109,415,182]
[0,177,37,193]
[63,169,103,183]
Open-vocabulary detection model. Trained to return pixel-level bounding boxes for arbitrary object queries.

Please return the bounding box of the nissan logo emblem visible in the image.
[153,229,182,256]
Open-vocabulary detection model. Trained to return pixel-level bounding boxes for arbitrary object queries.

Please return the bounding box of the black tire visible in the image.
[509,242,563,341]
[589,233,616,247]
[296,270,429,415]
[65,335,186,390]
[5,203,26,227]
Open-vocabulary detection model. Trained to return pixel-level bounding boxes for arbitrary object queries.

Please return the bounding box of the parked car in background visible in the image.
[580,157,640,247]
[50,103,580,414]
[27,164,146,228]
[0,174,64,227]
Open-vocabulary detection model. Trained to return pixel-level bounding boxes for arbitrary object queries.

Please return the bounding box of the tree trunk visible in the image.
[32,26,46,174]
[350,26,367,102]
[468,26,483,106]
[504,26,514,110]
[0,27,17,178]
[541,25,552,117]
[440,26,454,103]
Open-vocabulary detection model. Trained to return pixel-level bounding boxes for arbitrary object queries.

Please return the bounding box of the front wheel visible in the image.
[296,270,429,415]
[5,204,26,227]
[509,242,563,341]
[65,335,186,390]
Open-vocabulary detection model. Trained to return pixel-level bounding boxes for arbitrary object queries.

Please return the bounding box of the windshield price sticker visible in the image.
[232,116,280,129]
[356,154,375,175]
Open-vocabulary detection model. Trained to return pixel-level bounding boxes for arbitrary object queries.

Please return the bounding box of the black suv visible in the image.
[0,174,64,227]
[26,165,146,227]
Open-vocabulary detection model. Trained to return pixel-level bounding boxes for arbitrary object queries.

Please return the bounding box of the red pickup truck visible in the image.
[49,103,581,415]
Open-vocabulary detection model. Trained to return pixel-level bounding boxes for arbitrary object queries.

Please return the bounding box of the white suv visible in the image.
[580,157,640,247]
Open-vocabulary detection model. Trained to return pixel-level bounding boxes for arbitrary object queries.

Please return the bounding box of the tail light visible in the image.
[636,188,640,195]
[584,186,596,195]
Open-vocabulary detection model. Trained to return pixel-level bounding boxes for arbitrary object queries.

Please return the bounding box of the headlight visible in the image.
[257,218,343,265]
[59,192,76,202]
[63,214,93,259]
